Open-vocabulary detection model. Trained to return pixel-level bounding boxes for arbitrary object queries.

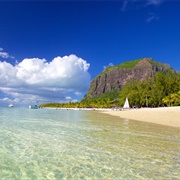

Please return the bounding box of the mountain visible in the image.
[83,58,177,100]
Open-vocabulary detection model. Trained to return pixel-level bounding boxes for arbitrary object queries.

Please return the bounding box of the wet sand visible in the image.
[101,107,180,128]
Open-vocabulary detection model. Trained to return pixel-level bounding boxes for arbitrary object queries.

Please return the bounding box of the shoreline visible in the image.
[100,107,180,128]
[43,106,180,128]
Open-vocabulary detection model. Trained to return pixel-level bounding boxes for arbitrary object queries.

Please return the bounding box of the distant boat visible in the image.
[29,101,39,109]
[8,104,14,108]
[123,97,130,109]
[29,105,39,109]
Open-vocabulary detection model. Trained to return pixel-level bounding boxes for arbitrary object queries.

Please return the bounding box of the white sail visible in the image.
[123,97,130,109]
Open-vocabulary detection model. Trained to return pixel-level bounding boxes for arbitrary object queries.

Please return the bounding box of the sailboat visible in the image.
[29,101,39,109]
[123,97,130,109]
[29,105,38,109]
[8,104,14,108]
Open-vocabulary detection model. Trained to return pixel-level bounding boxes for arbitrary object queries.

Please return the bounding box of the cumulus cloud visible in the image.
[0,54,91,105]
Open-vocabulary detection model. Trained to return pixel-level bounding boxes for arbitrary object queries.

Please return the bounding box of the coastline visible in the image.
[43,106,180,128]
[100,107,180,128]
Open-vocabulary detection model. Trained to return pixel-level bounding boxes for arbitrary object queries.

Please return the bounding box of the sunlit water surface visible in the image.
[0,107,179,179]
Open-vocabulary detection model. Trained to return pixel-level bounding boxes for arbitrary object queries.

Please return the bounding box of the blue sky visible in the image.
[0,0,180,106]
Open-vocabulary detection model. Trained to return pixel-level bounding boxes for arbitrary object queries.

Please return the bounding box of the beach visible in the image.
[101,106,180,128]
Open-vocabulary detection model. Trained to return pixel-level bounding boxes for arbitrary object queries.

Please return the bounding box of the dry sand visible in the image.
[101,107,180,128]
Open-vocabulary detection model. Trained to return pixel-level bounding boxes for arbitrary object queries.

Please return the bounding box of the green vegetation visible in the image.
[81,91,120,108]
[118,59,141,69]
[102,66,114,74]
[162,91,180,107]
[40,91,120,108]
[103,58,142,74]
[41,71,180,108]
[118,71,180,107]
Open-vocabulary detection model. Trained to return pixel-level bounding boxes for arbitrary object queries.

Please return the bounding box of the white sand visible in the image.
[101,107,180,128]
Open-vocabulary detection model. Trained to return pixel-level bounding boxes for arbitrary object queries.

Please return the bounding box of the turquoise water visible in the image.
[0,107,179,179]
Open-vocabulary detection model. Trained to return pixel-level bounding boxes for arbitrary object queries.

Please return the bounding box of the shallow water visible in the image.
[0,107,179,179]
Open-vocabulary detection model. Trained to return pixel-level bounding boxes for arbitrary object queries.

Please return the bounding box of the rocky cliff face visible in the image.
[83,58,174,100]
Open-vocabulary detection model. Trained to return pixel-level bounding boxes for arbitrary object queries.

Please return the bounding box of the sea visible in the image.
[0,107,179,179]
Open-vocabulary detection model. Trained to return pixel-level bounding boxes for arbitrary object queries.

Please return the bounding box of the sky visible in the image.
[0,0,180,106]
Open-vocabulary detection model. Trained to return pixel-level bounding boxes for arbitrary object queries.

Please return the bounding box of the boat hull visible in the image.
[29,105,38,109]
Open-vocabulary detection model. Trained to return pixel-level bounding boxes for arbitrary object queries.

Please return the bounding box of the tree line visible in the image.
[119,71,180,107]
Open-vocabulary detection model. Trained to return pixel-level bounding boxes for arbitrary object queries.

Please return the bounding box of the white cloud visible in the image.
[0,97,11,102]
[147,0,163,6]
[0,52,10,58]
[103,63,114,69]
[146,12,159,23]
[121,0,163,11]
[71,99,78,103]
[0,48,15,59]
[0,97,15,105]
[74,91,82,96]
[120,0,163,23]
[0,54,91,105]
[121,0,128,11]
[65,96,72,101]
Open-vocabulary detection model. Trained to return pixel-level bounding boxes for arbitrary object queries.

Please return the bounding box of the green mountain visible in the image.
[83,58,178,100]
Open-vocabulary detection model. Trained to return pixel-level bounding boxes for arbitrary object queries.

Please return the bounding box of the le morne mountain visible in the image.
[83,58,177,100]
[41,58,180,108]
